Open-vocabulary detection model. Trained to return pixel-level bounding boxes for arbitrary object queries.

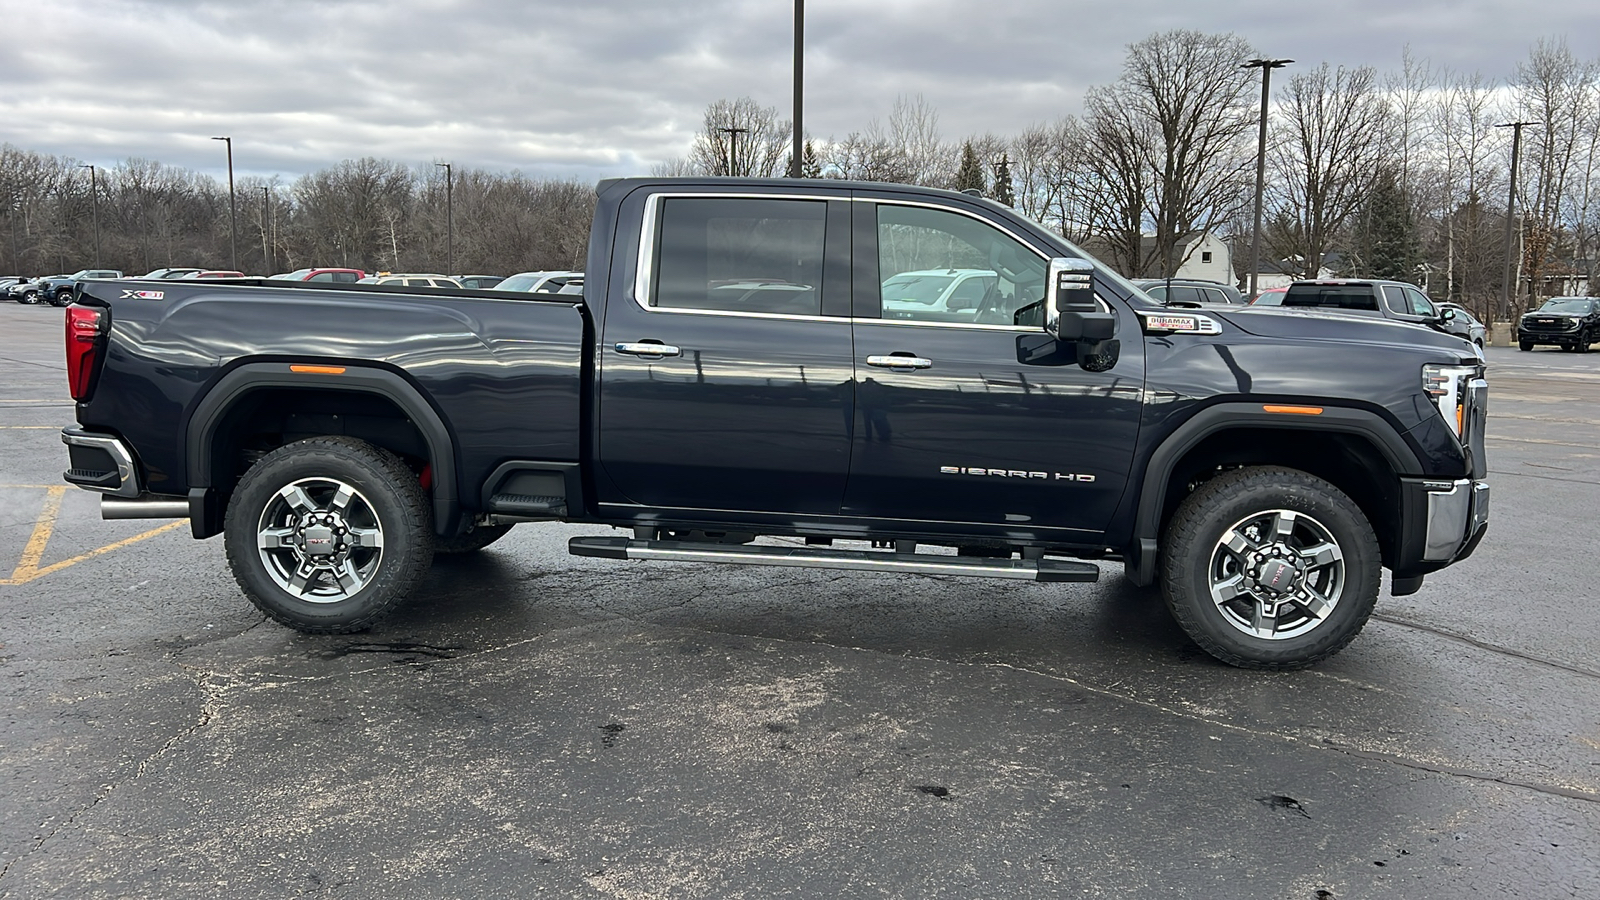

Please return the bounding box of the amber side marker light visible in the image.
[289,365,347,375]
[1263,404,1324,415]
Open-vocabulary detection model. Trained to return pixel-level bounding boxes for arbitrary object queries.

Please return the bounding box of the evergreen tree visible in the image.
[991,154,1014,207]
[802,139,822,179]
[954,142,985,194]
[1359,166,1421,281]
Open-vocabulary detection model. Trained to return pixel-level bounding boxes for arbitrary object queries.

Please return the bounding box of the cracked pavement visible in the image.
[2,304,1598,898]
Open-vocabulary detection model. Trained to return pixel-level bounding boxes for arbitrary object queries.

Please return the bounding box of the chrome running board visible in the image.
[568,537,1098,583]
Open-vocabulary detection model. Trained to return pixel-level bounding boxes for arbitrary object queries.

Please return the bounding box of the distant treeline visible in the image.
[0,151,594,277]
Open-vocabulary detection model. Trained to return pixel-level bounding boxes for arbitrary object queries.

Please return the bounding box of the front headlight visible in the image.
[1423,363,1479,438]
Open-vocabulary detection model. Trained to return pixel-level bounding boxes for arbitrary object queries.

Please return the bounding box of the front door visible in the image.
[597,192,855,516]
[842,198,1145,539]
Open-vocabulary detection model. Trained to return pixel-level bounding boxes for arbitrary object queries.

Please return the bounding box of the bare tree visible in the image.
[1083,30,1258,277]
[1266,64,1391,279]
[688,98,792,177]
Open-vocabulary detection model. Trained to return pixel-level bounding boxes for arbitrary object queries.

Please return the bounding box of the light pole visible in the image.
[1242,58,1291,298]
[435,162,453,275]
[1496,120,1536,324]
[791,0,804,178]
[261,186,271,273]
[211,136,237,270]
[78,164,100,267]
[718,126,749,176]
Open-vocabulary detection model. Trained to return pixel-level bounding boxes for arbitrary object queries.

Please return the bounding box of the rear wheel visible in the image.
[1160,466,1380,670]
[224,436,433,633]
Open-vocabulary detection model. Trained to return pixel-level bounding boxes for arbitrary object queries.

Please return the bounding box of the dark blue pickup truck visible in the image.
[59,177,1489,669]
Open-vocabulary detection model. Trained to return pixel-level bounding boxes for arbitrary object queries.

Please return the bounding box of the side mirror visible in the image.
[1045,258,1116,342]
[1440,307,1457,322]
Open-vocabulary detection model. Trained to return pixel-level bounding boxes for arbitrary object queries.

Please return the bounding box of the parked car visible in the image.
[60,176,1490,671]
[0,276,24,294]
[356,274,463,288]
[1131,278,1246,306]
[1517,297,1600,352]
[138,268,203,279]
[267,268,367,283]
[880,268,997,319]
[1250,286,1288,305]
[497,270,583,293]
[180,270,247,279]
[456,275,505,290]
[9,276,58,304]
[1437,302,1486,348]
[39,269,123,306]
[1252,279,1476,345]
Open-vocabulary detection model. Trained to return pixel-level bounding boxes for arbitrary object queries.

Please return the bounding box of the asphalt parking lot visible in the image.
[2,301,1597,899]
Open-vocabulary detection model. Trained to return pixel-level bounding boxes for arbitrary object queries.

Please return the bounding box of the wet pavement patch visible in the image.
[599,722,626,747]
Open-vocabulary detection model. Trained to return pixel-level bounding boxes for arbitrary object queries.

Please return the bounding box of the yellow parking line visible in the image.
[1,486,186,585]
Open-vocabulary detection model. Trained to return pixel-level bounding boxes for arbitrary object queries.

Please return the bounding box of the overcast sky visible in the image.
[2,0,1597,185]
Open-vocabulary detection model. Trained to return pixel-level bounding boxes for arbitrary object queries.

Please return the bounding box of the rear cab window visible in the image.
[1284,284,1379,311]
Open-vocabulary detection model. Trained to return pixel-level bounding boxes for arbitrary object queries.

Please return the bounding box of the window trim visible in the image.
[632,191,842,322]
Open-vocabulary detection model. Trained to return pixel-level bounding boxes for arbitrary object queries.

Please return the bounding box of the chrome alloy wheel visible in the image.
[1208,509,1345,640]
[255,478,385,602]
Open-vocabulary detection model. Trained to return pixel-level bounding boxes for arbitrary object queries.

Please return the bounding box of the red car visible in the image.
[267,268,366,283]
[1250,286,1288,304]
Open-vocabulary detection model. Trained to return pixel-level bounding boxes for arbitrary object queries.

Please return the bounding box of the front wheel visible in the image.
[1519,341,1533,351]
[50,289,73,307]
[1576,332,1592,353]
[223,436,434,633]
[1160,466,1381,670]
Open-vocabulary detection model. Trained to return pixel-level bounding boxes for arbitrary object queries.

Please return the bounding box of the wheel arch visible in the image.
[1125,403,1421,586]
[185,362,458,538]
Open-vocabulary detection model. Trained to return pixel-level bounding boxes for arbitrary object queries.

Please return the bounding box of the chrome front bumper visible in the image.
[1423,478,1490,562]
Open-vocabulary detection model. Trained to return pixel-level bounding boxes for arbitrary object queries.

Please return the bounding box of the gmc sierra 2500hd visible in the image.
[59,177,1489,669]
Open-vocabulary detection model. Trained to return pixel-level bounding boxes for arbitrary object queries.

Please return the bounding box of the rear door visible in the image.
[596,189,856,516]
[842,196,1145,538]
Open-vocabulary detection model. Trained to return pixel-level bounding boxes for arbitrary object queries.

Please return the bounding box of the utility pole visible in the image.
[791,0,804,178]
[718,127,749,176]
[211,136,237,270]
[435,162,453,275]
[261,186,271,273]
[78,164,100,267]
[1496,121,1536,324]
[1242,58,1291,298]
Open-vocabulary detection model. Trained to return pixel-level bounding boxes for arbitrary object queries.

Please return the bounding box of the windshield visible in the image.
[1539,298,1593,313]
[268,270,311,280]
[881,274,955,304]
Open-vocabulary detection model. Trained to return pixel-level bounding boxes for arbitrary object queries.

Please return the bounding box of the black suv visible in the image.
[1517,297,1600,352]
[1131,278,1246,306]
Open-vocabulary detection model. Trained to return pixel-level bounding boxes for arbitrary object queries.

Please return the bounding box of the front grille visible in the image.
[1521,317,1577,333]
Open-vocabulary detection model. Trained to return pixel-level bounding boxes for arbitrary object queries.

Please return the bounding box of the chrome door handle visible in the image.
[614,341,682,357]
[866,354,932,370]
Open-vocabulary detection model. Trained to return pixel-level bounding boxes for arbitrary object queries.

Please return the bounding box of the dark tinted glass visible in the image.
[1284,285,1379,311]
[654,198,825,316]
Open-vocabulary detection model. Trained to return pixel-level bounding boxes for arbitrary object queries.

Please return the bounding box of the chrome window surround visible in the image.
[630,192,1069,333]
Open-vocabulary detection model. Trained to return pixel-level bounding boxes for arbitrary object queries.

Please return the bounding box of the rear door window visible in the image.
[652,197,825,316]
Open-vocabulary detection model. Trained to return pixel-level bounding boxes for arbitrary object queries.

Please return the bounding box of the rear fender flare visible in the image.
[185,362,458,537]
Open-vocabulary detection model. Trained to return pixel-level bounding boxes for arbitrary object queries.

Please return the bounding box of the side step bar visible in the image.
[568,536,1099,583]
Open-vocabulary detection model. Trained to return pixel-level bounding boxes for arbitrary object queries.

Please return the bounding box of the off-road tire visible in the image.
[1160,466,1381,670]
[224,436,433,633]
[435,523,514,555]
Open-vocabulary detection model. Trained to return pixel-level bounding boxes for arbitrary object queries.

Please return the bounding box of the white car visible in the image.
[880,268,997,316]
[498,270,583,294]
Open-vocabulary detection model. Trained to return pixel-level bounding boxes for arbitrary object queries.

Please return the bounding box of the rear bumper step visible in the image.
[568,536,1099,583]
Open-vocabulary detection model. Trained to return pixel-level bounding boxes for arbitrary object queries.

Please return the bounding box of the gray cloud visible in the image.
[2,0,1596,182]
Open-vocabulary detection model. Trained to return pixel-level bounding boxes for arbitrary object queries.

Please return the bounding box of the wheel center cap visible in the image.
[303,525,337,557]
[1255,558,1298,595]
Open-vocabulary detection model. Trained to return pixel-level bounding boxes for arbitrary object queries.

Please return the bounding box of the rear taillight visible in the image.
[65,304,108,401]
